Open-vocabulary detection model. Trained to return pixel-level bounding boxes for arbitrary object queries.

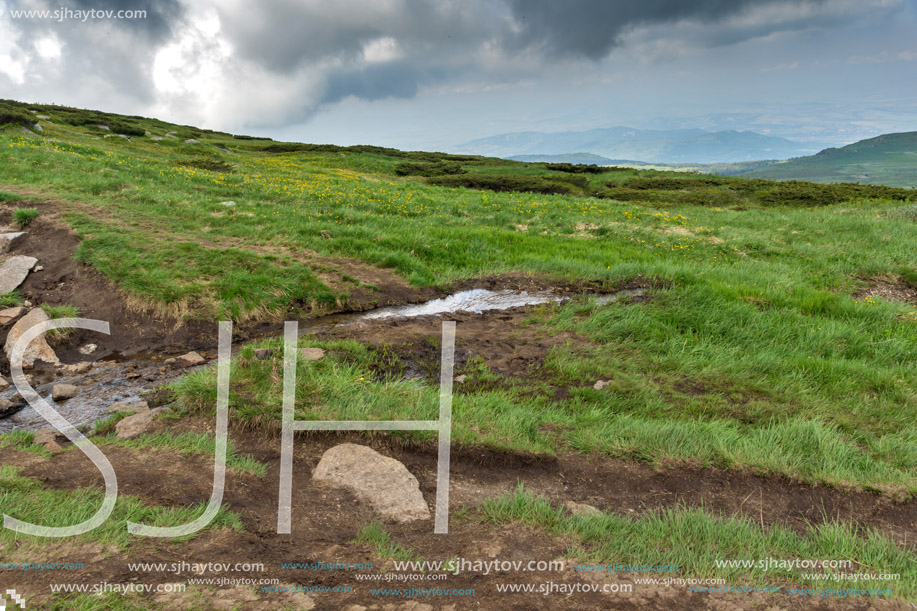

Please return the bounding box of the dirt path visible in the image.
[2,422,914,610]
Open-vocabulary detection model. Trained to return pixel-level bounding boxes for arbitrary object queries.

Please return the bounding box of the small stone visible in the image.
[564,500,602,517]
[0,399,26,419]
[185,138,199,144]
[0,375,8,390]
[34,265,44,271]
[115,410,154,439]
[177,351,205,365]
[299,347,325,361]
[0,306,24,325]
[454,374,467,383]
[593,379,609,390]
[163,358,176,365]
[78,343,98,355]
[62,361,92,375]
[33,429,59,445]
[218,201,236,206]
[107,399,150,414]
[126,372,141,379]
[52,384,79,401]
[254,348,273,359]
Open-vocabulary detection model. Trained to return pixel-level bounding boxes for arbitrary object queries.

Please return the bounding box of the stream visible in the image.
[0,288,643,433]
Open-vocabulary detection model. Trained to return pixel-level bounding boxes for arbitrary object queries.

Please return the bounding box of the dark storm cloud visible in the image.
[504,0,826,59]
[66,0,184,39]
[323,61,428,104]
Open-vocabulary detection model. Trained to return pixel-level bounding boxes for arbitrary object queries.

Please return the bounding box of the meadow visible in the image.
[0,99,915,607]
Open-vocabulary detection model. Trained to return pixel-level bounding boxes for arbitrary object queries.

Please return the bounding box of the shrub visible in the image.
[13,208,39,228]
[543,162,607,174]
[394,161,467,177]
[177,157,233,173]
[0,105,35,128]
[428,174,576,195]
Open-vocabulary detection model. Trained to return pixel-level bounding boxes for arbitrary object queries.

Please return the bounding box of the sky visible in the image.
[1,0,916,151]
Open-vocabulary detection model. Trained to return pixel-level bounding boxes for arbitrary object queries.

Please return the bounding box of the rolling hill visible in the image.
[744,131,917,188]
[457,126,824,164]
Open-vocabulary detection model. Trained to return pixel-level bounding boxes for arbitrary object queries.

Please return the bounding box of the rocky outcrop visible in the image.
[312,444,431,523]
[4,307,59,368]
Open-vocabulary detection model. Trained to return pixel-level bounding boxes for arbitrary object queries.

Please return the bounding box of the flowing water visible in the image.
[0,287,643,433]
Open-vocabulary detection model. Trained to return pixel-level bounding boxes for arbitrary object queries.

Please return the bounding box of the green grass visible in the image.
[353,521,420,562]
[41,303,81,341]
[0,430,52,457]
[95,431,267,476]
[0,465,242,548]
[0,290,24,308]
[13,206,40,228]
[172,333,916,496]
[480,485,917,601]
[1,99,916,498]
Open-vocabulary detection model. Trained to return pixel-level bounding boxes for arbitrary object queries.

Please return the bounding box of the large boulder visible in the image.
[312,444,430,523]
[4,308,59,368]
[0,255,38,293]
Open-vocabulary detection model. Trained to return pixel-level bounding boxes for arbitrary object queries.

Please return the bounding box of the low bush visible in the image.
[394,161,467,177]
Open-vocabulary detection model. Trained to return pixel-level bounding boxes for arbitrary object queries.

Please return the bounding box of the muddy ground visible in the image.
[1,198,915,610]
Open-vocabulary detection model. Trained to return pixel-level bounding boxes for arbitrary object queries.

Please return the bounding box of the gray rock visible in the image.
[33,429,64,452]
[33,429,59,445]
[4,308,59,368]
[0,306,24,325]
[564,500,602,517]
[52,384,79,401]
[0,398,25,419]
[312,444,431,523]
[32,123,43,132]
[177,351,205,365]
[107,399,149,414]
[218,201,235,206]
[0,232,27,253]
[115,410,154,439]
[0,255,39,293]
[593,379,609,390]
[78,343,98,355]
[254,348,273,359]
[0,375,8,390]
[184,138,199,144]
[300,347,325,361]
[96,124,110,130]
[454,374,467,383]
[62,361,92,374]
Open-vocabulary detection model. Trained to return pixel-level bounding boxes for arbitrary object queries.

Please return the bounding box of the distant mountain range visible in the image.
[742,131,917,188]
[456,127,825,164]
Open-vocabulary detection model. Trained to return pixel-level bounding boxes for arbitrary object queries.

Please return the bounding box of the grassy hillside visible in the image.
[2,99,917,607]
[746,131,917,188]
